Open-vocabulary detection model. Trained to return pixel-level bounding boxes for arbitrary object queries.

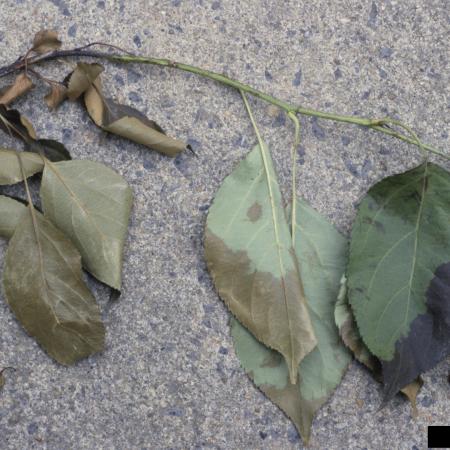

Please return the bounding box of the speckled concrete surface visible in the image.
[0,1,449,449]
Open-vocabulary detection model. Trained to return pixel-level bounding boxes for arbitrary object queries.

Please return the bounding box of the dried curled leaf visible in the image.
[32,30,62,54]
[0,149,44,185]
[0,73,34,105]
[27,139,71,162]
[44,83,68,110]
[40,159,133,290]
[205,144,316,384]
[3,204,105,365]
[0,195,26,239]
[67,63,104,101]
[0,105,37,140]
[84,77,187,156]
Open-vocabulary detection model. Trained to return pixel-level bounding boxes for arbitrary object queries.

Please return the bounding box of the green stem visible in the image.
[288,112,300,244]
[108,54,447,159]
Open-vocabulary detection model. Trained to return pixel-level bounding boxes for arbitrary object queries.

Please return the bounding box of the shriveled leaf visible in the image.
[0,73,34,105]
[0,105,37,140]
[40,159,133,290]
[205,144,316,384]
[84,78,186,156]
[67,63,104,101]
[32,30,62,54]
[347,162,450,401]
[231,198,351,443]
[44,83,67,110]
[3,205,105,365]
[0,195,26,239]
[335,276,422,409]
[335,275,378,371]
[0,149,44,185]
[27,138,71,161]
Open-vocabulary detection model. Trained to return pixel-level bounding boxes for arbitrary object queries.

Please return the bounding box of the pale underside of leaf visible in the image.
[0,149,44,185]
[206,144,316,384]
[0,195,27,239]
[3,207,105,365]
[40,159,133,290]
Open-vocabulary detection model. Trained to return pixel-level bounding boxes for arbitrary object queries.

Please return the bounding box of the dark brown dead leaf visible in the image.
[0,73,34,105]
[32,30,62,54]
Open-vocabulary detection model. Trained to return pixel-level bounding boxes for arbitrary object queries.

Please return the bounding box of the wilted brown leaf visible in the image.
[44,83,67,110]
[0,73,34,105]
[85,77,187,156]
[32,30,62,54]
[67,63,104,101]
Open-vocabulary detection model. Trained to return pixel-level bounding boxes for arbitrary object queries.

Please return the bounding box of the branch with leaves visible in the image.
[0,30,449,445]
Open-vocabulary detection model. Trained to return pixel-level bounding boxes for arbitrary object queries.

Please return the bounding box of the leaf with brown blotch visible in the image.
[0,195,27,239]
[31,30,62,54]
[231,198,351,444]
[0,149,44,185]
[84,77,187,156]
[205,144,317,384]
[0,73,34,105]
[3,204,105,365]
[44,83,67,110]
[67,63,104,101]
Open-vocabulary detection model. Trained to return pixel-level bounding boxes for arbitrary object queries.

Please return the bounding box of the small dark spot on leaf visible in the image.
[247,202,262,222]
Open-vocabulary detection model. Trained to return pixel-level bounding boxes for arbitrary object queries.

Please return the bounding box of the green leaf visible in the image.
[347,161,450,401]
[0,149,44,185]
[84,78,187,157]
[40,159,133,290]
[0,195,27,239]
[3,205,105,365]
[231,198,351,443]
[205,143,316,383]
